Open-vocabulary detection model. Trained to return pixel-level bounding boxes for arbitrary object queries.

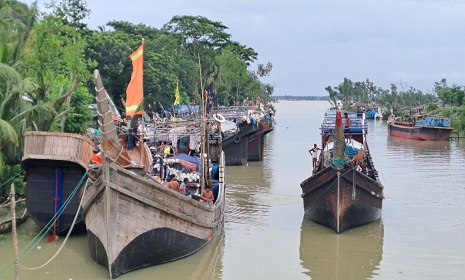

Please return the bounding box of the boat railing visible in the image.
[321,119,367,134]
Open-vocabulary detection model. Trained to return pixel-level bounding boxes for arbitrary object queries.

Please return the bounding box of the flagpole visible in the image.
[198,53,206,192]
[140,38,145,166]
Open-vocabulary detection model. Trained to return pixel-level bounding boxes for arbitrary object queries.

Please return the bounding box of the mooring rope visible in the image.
[0,171,88,277]
[0,170,24,190]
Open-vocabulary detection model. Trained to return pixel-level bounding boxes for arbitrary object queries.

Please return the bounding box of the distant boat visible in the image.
[80,69,226,278]
[21,131,93,236]
[300,111,384,233]
[0,199,28,234]
[387,114,453,141]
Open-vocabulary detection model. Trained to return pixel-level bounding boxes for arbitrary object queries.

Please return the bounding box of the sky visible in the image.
[23,0,465,96]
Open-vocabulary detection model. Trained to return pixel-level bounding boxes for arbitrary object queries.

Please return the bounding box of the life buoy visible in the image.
[233,135,241,143]
[213,113,225,123]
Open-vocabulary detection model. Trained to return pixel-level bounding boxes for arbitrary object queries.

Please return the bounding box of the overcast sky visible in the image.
[25,0,465,96]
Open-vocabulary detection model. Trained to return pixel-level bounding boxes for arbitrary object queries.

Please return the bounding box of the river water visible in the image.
[1,100,465,279]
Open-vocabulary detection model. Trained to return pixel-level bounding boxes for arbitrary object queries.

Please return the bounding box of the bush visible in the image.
[441,108,451,117]
[426,102,438,111]
[0,164,26,202]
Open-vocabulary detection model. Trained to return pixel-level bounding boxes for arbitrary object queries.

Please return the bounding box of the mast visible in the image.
[198,53,207,192]
[94,70,118,144]
[332,110,347,170]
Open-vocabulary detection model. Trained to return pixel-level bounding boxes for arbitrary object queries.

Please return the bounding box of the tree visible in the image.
[20,0,94,132]
[0,0,38,67]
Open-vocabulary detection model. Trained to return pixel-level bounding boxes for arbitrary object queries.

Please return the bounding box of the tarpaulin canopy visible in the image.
[172,153,201,171]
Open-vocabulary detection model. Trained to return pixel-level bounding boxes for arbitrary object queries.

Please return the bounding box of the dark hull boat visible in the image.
[248,115,274,161]
[21,131,93,235]
[387,116,453,141]
[300,111,384,233]
[81,70,226,278]
[222,122,259,165]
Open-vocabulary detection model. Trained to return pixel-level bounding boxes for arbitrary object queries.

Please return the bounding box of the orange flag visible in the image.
[125,40,144,116]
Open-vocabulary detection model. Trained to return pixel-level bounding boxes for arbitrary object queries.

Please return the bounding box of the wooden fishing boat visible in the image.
[21,131,93,235]
[222,122,259,165]
[248,114,275,161]
[0,199,28,234]
[215,106,275,164]
[300,111,384,233]
[387,115,453,141]
[81,69,225,278]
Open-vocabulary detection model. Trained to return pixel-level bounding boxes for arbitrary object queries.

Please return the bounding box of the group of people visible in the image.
[166,174,214,205]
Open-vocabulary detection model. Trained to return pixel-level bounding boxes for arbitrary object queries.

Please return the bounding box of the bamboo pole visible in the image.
[198,53,206,192]
[10,183,20,280]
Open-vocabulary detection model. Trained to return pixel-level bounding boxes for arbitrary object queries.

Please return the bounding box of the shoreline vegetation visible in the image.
[273,76,465,131]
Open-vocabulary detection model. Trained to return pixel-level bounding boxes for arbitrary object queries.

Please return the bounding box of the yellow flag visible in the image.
[174,81,180,105]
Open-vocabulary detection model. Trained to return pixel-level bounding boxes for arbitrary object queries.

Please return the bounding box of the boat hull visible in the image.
[248,118,274,161]
[82,163,225,278]
[87,227,210,278]
[301,166,383,233]
[21,131,93,235]
[388,123,453,141]
[223,123,259,165]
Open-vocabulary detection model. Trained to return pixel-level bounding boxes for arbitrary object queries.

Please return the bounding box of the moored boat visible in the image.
[21,131,93,236]
[0,199,28,234]
[222,121,259,165]
[81,68,225,278]
[300,111,384,233]
[387,114,453,141]
[248,113,275,161]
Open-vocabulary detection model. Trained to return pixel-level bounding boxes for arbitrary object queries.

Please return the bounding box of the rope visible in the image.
[0,170,24,190]
[0,171,88,277]
[16,176,90,271]
[94,94,108,103]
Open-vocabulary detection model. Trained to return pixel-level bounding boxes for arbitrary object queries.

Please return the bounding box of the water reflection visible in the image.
[0,220,225,280]
[225,159,274,227]
[299,218,384,280]
[387,135,451,156]
[124,230,226,280]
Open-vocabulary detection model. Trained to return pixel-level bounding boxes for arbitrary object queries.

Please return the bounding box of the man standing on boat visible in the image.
[344,112,351,132]
[309,144,321,169]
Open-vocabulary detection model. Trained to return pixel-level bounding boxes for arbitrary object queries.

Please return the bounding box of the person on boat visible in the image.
[91,148,102,164]
[163,143,174,157]
[167,174,179,192]
[344,112,351,132]
[309,144,321,169]
[179,177,191,197]
[200,185,214,206]
[127,128,135,150]
[360,160,367,175]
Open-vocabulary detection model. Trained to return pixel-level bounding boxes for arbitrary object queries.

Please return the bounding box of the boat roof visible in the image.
[320,112,368,135]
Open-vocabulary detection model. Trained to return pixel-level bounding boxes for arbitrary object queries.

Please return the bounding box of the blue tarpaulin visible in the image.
[173,153,201,171]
